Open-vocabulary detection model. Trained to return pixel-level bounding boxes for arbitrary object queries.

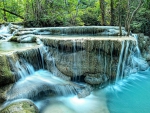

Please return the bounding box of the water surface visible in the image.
[0,41,37,53]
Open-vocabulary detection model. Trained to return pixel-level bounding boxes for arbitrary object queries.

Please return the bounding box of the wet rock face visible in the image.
[137,33,150,64]
[42,37,135,85]
[0,46,42,85]
[0,84,13,103]
[0,99,39,113]
[0,55,15,86]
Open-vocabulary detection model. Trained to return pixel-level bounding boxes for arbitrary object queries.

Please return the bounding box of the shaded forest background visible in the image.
[0,0,150,36]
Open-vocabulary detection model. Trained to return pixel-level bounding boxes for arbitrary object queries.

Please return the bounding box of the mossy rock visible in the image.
[0,55,14,86]
[0,84,13,103]
[9,36,18,42]
[0,99,39,113]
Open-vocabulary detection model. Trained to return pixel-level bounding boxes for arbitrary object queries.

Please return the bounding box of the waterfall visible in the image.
[116,41,125,82]
[6,70,80,100]
[115,35,148,83]
[5,44,90,101]
[0,25,10,34]
[120,41,129,79]
[0,24,22,41]
[15,60,35,79]
[73,40,78,81]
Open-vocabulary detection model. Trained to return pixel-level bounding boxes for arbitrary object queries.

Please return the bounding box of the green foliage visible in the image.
[0,0,149,36]
[131,7,150,36]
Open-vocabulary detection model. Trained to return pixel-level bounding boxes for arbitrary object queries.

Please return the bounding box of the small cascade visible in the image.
[133,34,141,57]
[109,42,113,80]
[0,25,12,40]
[73,40,78,81]
[0,24,22,41]
[115,34,148,83]
[39,45,50,69]
[120,41,129,79]
[127,35,148,73]
[0,25,10,34]
[116,41,125,82]
[15,59,35,79]
[6,70,82,101]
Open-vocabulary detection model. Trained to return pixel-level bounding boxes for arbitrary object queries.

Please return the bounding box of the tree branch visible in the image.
[129,0,143,22]
[0,8,24,19]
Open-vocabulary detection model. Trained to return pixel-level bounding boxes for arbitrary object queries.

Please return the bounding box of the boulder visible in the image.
[0,99,39,113]
[84,73,108,85]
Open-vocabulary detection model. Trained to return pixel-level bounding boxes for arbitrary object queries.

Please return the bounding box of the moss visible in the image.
[0,99,39,113]
[0,55,14,85]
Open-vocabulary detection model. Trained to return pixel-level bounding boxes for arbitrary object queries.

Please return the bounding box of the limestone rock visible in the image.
[77,84,93,98]
[84,73,108,85]
[0,99,39,113]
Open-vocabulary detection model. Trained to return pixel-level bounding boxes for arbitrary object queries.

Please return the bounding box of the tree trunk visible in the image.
[118,0,122,35]
[99,0,105,25]
[2,0,7,21]
[110,0,115,25]
[125,0,143,36]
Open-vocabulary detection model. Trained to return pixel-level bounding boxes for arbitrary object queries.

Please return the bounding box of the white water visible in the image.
[116,41,125,82]
[34,68,150,113]
[1,28,149,113]
[6,69,79,101]
[15,60,35,79]
[0,25,10,34]
[35,90,109,113]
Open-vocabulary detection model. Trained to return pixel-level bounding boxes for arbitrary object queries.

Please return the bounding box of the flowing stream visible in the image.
[0,25,150,113]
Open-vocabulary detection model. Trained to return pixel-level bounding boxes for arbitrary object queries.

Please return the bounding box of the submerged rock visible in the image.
[0,99,39,113]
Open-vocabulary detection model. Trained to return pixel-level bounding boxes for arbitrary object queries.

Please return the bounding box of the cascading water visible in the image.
[15,59,35,79]
[0,25,10,34]
[1,25,150,113]
[3,41,91,107]
[0,24,21,41]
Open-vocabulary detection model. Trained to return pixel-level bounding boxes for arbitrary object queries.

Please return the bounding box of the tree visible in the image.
[110,0,115,25]
[99,0,105,25]
[125,0,144,36]
[118,0,122,35]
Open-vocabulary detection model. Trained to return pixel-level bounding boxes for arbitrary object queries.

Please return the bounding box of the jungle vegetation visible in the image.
[0,0,150,36]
